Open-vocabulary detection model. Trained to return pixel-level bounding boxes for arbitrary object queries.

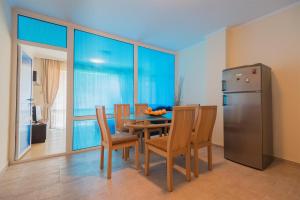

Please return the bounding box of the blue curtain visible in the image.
[73,30,134,150]
[138,47,175,109]
[73,30,134,116]
[18,15,67,48]
[72,119,115,151]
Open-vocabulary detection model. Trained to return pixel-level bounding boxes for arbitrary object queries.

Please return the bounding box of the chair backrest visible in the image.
[194,106,217,144]
[114,104,130,132]
[135,104,148,116]
[96,106,112,145]
[167,106,195,152]
[188,104,201,130]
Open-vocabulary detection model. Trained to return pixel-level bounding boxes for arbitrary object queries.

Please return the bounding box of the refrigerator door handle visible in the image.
[222,80,227,91]
[223,95,228,106]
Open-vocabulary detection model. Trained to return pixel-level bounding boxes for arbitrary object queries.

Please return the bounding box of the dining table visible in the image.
[123,112,172,153]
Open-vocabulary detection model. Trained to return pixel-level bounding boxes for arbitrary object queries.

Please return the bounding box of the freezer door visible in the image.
[224,92,263,169]
[223,66,261,93]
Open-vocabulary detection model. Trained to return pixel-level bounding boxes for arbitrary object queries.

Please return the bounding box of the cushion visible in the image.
[112,132,138,145]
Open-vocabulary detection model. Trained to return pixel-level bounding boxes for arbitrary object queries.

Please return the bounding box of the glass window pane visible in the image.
[138,47,175,109]
[72,119,115,151]
[73,30,134,116]
[18,15,67,48]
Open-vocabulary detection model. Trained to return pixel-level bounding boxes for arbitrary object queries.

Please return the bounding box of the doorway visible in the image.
[16,44,67,161]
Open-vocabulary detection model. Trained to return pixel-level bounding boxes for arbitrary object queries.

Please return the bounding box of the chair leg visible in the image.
[145,145,150,176]
[107,148,112,179]
[186,148,191,181]
[126,147,130,160]
[208,145,212,170]
[140,134,144,153]
[167,157,173,192]
[100,145,104,170]
[122,148,125,160]
[135,141,139,169]
[123,147,129,161]
[193,146,199,177]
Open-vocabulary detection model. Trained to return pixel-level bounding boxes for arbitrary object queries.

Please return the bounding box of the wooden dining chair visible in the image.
[191,106,217,177]
[135,103,148,117]
[115,104,143,159]
[114,104,131,133]
[96,106,139,179]
[144,106,195,192]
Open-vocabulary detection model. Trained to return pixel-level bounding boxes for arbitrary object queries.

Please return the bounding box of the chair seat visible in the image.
[146,136,168,151]
[112,132,138,145]
[117,127,130,132]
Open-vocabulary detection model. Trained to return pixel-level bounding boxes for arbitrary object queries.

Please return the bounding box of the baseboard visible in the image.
[212,143,223,148]
[0,161,8,176]
[273,156,300,166]
[211,145,300,165]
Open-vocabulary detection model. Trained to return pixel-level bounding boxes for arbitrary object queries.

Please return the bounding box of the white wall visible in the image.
[178,29,226,146]
[0,0,11,172]
[227,4,300,163]
[178,4,300,164]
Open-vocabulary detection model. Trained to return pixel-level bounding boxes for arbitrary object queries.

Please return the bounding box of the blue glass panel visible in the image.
[18,15,67,48]
[73,30,134,116]
[138,47,175,108]
[19,117,32,154]
[19,52,32,156]
[72,118,115,151]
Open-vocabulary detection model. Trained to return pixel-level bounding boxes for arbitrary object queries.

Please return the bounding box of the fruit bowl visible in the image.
[144,108,167,116]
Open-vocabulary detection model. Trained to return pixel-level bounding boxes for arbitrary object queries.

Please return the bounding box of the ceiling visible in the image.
[8,0,300,51]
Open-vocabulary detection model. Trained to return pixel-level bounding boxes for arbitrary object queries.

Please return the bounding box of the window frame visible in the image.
[10,7,176,163]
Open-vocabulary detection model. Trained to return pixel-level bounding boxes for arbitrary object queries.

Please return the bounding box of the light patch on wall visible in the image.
[178,29,227,146]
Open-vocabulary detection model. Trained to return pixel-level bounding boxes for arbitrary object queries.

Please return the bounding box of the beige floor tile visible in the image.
[21,128,66,161]
[1,146,300,200]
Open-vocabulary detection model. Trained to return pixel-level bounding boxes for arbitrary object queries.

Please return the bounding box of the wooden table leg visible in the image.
[140,121,150,153]
[144,121,150,141]
[144,128,150,141]
[126,128,135,159]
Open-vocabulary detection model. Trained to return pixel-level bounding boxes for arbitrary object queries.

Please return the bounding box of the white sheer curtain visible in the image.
[50,70,66,129]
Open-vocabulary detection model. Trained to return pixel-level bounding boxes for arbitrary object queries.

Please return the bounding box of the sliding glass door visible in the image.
[15,49,33,159]
[15,14,68,161]
[73,30,134,150]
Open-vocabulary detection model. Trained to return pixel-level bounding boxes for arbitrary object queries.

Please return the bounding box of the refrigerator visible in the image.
[222,63,273,170]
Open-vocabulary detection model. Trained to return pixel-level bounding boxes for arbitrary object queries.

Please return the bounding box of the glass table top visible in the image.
[122,112,172,121]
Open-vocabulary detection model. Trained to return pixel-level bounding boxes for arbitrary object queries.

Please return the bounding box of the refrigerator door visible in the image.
[223,65,261,93]
[224,92,263,169]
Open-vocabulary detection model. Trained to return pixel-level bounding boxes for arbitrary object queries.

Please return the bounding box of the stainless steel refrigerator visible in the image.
[222,63,273,170]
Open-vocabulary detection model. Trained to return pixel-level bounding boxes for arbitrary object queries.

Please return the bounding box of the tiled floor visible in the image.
[1,146,300,200]
[21,129,66,161]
